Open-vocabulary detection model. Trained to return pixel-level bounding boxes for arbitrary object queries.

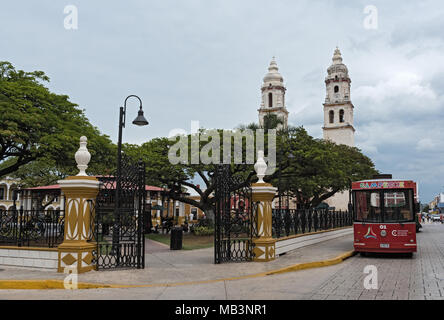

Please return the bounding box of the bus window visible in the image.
[355,191,382,222]
[383,190,413,222]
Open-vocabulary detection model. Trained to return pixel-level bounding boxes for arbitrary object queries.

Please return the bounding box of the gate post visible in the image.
[252,151,277,262]
[57,136,100,274]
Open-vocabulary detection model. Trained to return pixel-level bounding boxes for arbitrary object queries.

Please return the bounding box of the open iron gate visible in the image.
[214,165,256,264]
[93,156,146,269]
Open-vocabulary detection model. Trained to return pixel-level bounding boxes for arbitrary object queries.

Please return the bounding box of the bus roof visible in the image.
[354,179,413,183]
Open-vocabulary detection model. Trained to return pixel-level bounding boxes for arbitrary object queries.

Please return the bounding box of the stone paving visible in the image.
[1,224,443,300]
[305,223,444,300]
[0,233,354,286]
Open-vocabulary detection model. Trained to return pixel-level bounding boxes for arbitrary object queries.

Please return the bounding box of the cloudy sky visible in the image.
[2,0,444,203]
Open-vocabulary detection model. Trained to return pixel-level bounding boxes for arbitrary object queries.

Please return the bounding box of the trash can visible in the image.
[170,227,183,250]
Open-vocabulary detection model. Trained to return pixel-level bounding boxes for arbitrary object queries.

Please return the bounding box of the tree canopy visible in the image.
[0,61,115,186]
[123,129,276,220]
[124,126,377,219]
[274,127,378,208]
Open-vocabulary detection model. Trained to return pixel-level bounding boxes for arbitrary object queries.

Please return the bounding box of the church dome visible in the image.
[263,57,284,84]
[327,47,349,77]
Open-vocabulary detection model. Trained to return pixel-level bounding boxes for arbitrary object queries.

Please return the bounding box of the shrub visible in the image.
[192,226,214,236]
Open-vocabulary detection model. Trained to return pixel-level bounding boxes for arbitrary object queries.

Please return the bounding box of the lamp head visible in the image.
[132,108,149,126]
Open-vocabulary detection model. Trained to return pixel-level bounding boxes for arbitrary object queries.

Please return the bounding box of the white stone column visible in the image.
[60,191,65,212]
[27,191,32,210]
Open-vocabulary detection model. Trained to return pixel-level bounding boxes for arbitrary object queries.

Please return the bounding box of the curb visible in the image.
[264,250,356,276]
[0,280,113,290]
[0,250,356,290]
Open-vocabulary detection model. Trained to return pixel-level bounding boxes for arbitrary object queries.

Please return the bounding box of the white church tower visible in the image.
[258,57,289,129]
[322,47,355,146]
[323,47,355,210]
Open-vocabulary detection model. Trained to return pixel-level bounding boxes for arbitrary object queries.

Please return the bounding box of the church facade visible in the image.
[258,48,355,210]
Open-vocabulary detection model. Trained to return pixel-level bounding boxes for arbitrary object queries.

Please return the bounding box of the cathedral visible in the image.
[258,47,355,210]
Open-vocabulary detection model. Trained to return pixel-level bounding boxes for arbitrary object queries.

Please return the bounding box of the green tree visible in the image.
[0,61,116,182]
[275,127,378,208]
[262,114,284,130]
[237,114,284,131]
[125,126,377,219]
[124,129,279,222]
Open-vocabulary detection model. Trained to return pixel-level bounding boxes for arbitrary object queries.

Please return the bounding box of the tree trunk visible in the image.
[204,207,215,225]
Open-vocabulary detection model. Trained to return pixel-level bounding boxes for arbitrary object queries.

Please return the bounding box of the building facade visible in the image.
[430,193,444,213]
[0,177,20,211]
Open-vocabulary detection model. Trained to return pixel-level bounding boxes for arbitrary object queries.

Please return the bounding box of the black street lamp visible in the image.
[114,95,148,251]
[116,95,148,192]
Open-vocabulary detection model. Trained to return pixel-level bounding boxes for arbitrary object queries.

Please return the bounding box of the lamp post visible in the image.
[113,95,149,252]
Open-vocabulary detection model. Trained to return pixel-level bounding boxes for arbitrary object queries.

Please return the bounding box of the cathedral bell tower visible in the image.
[323,47,355,211]
[258,57,289,129]
[322,47,355,147]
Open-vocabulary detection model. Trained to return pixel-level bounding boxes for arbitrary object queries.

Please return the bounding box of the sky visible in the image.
[2,0,444,203]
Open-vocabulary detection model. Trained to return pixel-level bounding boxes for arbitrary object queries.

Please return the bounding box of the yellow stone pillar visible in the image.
[57,176,100,273]
[252,183,277,262]
[57,136,100,274]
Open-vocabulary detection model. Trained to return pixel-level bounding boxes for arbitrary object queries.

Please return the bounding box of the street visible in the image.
[0,223,443,300]
[307,222,444,300]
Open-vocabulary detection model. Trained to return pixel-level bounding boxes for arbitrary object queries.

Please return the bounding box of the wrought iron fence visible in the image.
[214,164,256,264]
[93,157,146,270]
[0,208,65,248]
[272,208,352,239]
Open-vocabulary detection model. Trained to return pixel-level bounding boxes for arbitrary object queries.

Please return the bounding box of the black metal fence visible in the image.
[272,209,352,239]
[0,208,64,248]
[214,164,255,264]
[93,157,146,270]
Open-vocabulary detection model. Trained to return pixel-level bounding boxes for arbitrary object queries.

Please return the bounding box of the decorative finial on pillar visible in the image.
[254,150,267,183]
[75,136,91,176]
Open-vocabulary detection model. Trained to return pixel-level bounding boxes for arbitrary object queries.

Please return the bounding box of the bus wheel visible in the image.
[360,252,367,257]
[406,252,413,258]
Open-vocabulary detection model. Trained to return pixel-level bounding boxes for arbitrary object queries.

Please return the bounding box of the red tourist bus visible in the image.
[351,176,419,255]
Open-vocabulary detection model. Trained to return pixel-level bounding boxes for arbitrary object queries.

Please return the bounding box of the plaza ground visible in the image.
[0,223,443,299]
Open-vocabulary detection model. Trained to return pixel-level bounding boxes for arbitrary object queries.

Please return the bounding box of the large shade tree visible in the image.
[0,61,116,186]
[274,127,378,208]
[123,129,277,222]
[124,126,377,221]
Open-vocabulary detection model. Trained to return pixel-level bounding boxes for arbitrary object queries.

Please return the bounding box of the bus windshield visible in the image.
[354,189,414,223]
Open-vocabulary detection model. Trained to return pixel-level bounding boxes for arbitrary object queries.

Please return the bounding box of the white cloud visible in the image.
[354,72,436,104]
[416,138,437,151]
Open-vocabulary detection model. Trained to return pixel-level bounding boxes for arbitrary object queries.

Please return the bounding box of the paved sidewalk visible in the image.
[0,234,353,287]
